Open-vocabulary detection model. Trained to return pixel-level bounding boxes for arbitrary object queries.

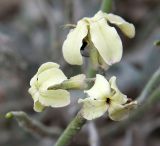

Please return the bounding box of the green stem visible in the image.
[138,67,160,103]
[6,111,61,138]
[101,0,112,13]
[99,68,160,139]
[87,66,97,78]
[101,85,160,139]
[54,112,86,146]
[54,1,113,145]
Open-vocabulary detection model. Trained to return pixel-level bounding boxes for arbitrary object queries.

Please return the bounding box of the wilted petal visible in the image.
[90,18,122,65]
[108,101,137,121]
[62,20,88,65]
[106,13,135,38]
[85,74,111,100]
[39,89,70,107]
[79,98,108,120]
[34,101,45,112]
[109,76,127,104]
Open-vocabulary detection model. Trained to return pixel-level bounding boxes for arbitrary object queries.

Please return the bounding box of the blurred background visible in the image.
[0,0,160,146]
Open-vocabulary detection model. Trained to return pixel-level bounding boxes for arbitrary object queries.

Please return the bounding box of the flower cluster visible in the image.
[28,62,70,112]
[62,11,135,69]
[28,11,137,121]
[79,74,137,121]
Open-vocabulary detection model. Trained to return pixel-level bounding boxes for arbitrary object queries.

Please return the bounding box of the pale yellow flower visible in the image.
[79,74,137,121]
[28,62,70,112]
[62,11,135,69]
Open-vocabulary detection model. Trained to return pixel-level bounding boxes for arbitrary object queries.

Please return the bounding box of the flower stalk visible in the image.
[101,0,112,13]
[138,67,160,103]
[6,111,61,138]
[55,1,114,146]
[54,111,86,146]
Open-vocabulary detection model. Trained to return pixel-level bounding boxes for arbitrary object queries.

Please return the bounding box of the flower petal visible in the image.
[98,53,110,70]
[85,74,111,100]
[106,13,135,38]
[30,74,37,86]
[69,74,86,82]
[92,11,106,21]
[62,20,88,65]
[39,89,70,107]
[79,98,108,120]
[90,48,109,70]
[109,76,119,92]
[34,101,45,112]
[68,74,87,89]
[37,62,59,75]
[108,101,137,121]
[109,76,127,104]
[28,87,39,101]
[38,68,67,90]
[89,18,122,65]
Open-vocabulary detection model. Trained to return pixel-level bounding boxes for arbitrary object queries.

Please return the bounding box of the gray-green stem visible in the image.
[101,0,112,13]
[6,111,61,138]
[100,67,160,138]
[101,85,160,139]
[54,111,86,146]
[88,0,113,77]
[138,67,160,103]
[54,1,112,146]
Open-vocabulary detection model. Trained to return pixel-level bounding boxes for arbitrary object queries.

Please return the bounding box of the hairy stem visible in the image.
[101,85,160,139]
[100,67,160,139]
[54,112,86,146]
[54,1,113,146]
[6,111,61,138]
[138,67,160,103]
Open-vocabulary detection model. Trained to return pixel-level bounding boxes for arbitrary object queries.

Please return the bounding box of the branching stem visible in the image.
[6,111,61,138]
